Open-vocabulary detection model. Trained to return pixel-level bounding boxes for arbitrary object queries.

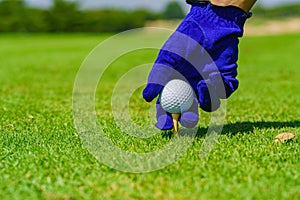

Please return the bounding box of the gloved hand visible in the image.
[143,3,250,130]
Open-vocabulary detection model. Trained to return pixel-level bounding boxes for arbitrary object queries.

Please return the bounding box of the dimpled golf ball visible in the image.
[160,79,194,113]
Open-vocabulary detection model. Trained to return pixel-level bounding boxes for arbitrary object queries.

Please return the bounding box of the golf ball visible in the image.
[160,79,194,113]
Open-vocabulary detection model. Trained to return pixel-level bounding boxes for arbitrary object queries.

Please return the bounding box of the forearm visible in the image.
[210,0,257,12]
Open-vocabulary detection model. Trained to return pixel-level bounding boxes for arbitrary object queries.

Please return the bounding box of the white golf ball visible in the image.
[160,79,194,113]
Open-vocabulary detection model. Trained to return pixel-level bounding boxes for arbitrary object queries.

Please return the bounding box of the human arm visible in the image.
[211,0,257,12]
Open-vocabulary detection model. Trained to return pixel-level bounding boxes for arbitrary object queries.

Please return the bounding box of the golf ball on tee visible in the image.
[160,79,194,113]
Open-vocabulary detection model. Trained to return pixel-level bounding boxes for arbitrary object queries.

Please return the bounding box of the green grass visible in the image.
[1,33,300,200]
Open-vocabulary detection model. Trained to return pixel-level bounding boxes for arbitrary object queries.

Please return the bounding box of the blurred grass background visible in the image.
[1,0,300,33]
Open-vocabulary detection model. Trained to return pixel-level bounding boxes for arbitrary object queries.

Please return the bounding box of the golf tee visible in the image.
[171,113,180,135]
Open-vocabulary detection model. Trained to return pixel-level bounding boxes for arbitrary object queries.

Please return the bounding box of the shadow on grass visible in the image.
[195,120,300,138]
[161,121,300,139]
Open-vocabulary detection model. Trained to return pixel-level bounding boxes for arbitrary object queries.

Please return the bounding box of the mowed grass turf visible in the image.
[0,33,299,200]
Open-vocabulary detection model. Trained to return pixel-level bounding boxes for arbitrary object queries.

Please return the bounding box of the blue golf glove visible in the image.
[143,3,250,130]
